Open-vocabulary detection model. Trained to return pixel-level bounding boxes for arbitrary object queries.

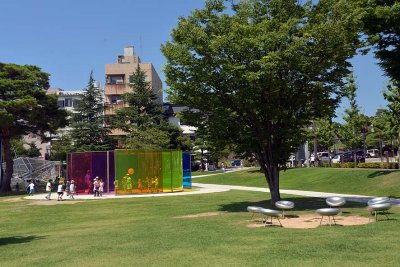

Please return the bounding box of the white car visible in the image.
[367,149,379,158]
[332,154,341,163]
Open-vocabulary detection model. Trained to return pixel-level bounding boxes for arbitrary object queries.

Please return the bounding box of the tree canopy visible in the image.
[162,0,362,202]
[70,72,113,152]
[0,62,68,192]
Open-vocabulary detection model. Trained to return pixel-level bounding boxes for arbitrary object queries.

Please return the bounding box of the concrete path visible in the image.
[25,182,400,207]
[192,183,400,206]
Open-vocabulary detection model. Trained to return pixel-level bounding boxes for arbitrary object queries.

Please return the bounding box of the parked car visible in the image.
[332,153,343,164]
[317,152,330,163]
[333,151,365,163]
[366,149,379,158]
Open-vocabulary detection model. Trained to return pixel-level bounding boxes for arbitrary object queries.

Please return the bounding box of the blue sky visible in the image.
[0,0,388,120]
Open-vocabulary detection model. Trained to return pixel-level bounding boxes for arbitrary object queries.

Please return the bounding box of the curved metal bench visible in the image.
[247,206,263,220]
[326,196,346,207]
[275,200,294,219]
[367,202,392,222]
[259,208,282,227]
[367,197,390,206]
[316,208,341,226]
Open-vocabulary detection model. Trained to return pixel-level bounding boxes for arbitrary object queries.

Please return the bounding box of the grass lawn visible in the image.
[194,168,400,197]
[1,190,399,267]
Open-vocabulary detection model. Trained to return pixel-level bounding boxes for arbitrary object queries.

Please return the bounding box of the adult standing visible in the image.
[45,179,52,200]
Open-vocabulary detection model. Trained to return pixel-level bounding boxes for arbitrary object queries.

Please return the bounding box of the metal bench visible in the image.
[316,208,341,226]
[275,200,294,219]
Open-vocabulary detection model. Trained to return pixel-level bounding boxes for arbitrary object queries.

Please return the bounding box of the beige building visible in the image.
[104,46,163,125]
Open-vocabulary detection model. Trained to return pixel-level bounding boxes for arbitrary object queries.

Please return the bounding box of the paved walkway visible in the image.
[25,182,400,206]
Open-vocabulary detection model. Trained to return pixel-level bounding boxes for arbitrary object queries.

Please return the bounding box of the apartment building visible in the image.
[104,46,163,136]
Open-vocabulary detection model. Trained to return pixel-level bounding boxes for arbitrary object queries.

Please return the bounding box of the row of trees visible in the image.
[161,0,400,203]
[0,64,190,193]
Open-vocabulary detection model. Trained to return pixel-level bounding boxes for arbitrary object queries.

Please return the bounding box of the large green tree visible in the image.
[363,0,400,83]
[0,63,68,192]
[70,72,113,151]
[162,0,362,202]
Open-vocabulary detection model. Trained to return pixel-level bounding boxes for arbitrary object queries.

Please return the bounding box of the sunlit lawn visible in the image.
[1,187,399,266]
[194,167,400,198]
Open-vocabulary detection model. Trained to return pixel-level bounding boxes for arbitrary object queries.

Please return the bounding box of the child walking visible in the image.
[57,182,64,201]
[69,180,76,199]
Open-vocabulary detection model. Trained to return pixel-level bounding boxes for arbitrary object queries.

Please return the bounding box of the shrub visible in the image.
[342,162,355,168]
[358,162,381,169]
[332,163,341,168]
[321,163,330,168]
[381,162,399,169]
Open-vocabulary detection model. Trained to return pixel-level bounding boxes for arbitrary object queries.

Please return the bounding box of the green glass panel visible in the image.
[162,151,172,192]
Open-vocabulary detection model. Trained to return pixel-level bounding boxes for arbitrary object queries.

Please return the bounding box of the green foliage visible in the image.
[111,66,190,150]
[358,162,382,169]
[162,0,362,201]
[11,139,41,158]
[339,73,369,150]
[367,109,395,149]
[49,132,74,161]
[0,62,68,192]
[341,162,356,168]
[70,72,113,151]
[363,0,400,84]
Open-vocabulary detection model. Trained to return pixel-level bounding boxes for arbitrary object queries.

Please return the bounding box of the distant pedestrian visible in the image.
[65,179,71,196]
[45,179,52,200]
[69,180,76,199]
[28,181,35,196]
[99,179,104,197]
[93,177,100,197]
[310,153,315,167]
[15,182,20,193]
[57,182,64,201]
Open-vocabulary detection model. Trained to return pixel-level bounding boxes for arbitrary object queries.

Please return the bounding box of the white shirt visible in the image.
[29,183,35,189]
[57,184,63,193]
[46,182,51,192]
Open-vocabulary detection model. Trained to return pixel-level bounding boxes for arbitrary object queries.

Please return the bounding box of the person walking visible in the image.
[45,179,52,200]
[57,182,64,201]
[99,179,104,197]
[93,177,100,197]
[28,181,35,196]
[69,180,76,199]
[15,182,20,193]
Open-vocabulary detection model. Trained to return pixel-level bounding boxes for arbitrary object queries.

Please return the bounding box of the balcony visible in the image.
[105,84,128,95]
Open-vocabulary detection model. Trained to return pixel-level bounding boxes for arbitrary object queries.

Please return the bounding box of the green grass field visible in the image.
[1,167,399,266]
[194,168,400,197]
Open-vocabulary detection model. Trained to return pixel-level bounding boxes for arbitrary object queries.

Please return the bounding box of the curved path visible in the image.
[25,182,400,206]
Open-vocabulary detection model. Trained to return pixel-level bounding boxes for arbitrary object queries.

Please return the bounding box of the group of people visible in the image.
[92,177,104,197]
[45,178,76,201]
[24,175,105,199]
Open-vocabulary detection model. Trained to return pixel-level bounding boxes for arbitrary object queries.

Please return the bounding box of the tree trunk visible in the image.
[261,162,281,204]
[0,129,12,192]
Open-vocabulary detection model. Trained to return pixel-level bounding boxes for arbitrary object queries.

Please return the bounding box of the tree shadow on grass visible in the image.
[218,197,367,213]
[367,170,393,179]
[0,236,46,246]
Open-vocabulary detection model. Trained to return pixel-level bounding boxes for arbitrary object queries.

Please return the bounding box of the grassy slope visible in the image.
[1,191,399,267]
[194,168,400,197]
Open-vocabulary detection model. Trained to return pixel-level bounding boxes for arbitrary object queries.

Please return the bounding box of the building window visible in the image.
[65,98,73,107]
[57,100,64,107]
[110,95,123,104]
[107,75,125,85]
